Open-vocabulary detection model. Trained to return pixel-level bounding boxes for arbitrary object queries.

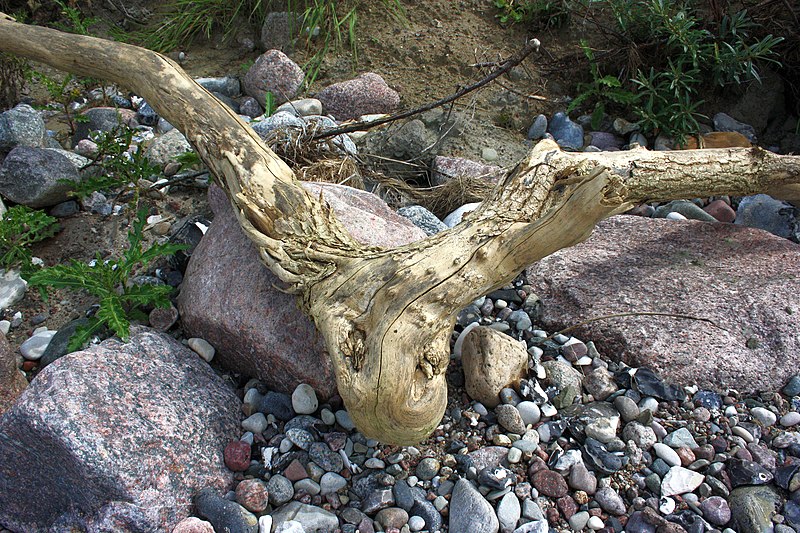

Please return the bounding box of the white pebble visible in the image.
[659,496,676,514]
[666,211,687,220]
[241,412,268,434]
[653,443,681,467]
[0,320,9,335]
[258,515,273,533]
[781,412,800,427]
[587,515,605,530]
[750,406,777,427]
[20,330,56,360]
[639,397,659,413]
[320,408,336,426]
[482,147,498,161]
[291,383,319,415]
[732,425,754,443]
[507,447,522,464]
[408,515,426,532]
[187,337,215,362]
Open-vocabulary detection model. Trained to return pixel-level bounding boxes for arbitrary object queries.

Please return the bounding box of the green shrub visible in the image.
[28,209,188,350]
[0,206,59,273]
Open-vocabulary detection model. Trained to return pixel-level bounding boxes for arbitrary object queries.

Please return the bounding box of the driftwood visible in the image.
[1,14,799,444]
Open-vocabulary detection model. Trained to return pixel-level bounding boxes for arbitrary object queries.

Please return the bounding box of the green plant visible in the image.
[28,209,188,350]
[0,52,27,111]
[52,0,98,36]
[560,0,783,140]
[67,126,161,209]
[567,41,637,129]
[494,0,570,30]
[0,206,59,273]
[28,70,88,135]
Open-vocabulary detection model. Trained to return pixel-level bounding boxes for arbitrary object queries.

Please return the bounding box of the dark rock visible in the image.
[410,497,442,532]
[224,441,252,472]
[727,458,774,487]
[629,367,686,402]
[194,488,257,533]
[168,215,211,274]
[266,474,294,506]
[316,72,400,121]
[0,331,26,415]
[393,480,415,511]
[0,103,45,153]
[243,50,304,107]
[0,146,85,208]
[136,101,159,126]
[728,485,783,533]
[0,328,240,532]
[530,469,568,498]
[588,131,623,151]
[527,216,800,393]
[583,437,623,474]
[397,205,447,236]
[735,194,799,242]
[548,111,583,151]
[527,114,547,140]
[713,112,757,142]
[309,442,343,472]
[49,200,80,217]
[361,488,395,514]
[212,91,241,113]
[178,185,424,399]
[693,390,722,410]
[195,77,241,98]
[72,107,138,144]
[784,375,800,397]
[238,96,263,118]
[478,465,514,490]
[38,318,89,368]
[256,391,295,421]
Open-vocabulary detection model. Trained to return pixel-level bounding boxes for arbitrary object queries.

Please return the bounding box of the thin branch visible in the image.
[312,38,541,140]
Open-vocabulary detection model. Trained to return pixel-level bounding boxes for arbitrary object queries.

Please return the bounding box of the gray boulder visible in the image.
[178,184,425,399]
[449,478,499,533]
[735,194,799,242]
[72,106,139,144]
[527,215,800,393]
[0,328,241,532]
[0,104,45,153]
[144,128,193,168]
[0,146,87,208]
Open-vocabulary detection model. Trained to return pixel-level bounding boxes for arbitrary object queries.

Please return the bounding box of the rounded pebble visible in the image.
[187,337,215,362]
[291,383,319,415]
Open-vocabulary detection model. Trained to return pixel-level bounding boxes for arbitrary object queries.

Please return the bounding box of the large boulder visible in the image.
[72,106,139,144]
[316,72,400,121]
[178,184,426,399]
[0,104,45,153]
[0,331,26,416]
[0,328,241,532]
[526,215,800,393]
[0,146,87,208]
[242,49,304,107]
[145,128,193,168]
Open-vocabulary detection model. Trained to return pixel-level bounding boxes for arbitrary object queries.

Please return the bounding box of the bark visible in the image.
[2,14,799,444]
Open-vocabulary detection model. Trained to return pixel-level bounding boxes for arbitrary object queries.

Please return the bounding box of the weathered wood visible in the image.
[2,14,799,443]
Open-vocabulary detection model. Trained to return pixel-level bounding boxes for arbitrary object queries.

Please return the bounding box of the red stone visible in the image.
[557,495,578,519]
[676,446,696,466]
[530,469,569,498]
[224,441,251,472]
[235,478,269,513]
[21,361,36,372]
[703,199,736,223]
[283,458,308,481]
[172,517,215,532]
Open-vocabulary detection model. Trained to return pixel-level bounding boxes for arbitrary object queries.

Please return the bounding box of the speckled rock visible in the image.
[527,215,800,393]
[243,50,304,106]
[0,104,45,152]
[72,107,138,144]
[461,326,528,408]
[431,156,503,186]
[0,328,241,532]
[144,128,193,168]
[178,185,425,399]
[449,478,499,533]
[0,146,86,208]
[316,72,400,121]
[0,331,26,415]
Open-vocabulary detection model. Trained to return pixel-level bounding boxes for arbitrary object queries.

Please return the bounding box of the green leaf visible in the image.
[97,294,130,340]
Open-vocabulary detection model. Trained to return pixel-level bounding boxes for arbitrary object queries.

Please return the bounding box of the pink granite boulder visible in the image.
[316,72,400,121]
[243,49,304,106]
[0,328,241,532]
[526,216,800,393]
[178,184,426,400]
[0,331,26,416]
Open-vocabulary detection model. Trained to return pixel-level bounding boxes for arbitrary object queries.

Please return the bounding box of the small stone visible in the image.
[309,442,343,472]
[750,406,777,426]
[507,448,522,464]
[496,492,521,533]
[527,114,547,140]
[19,330,55,361]
[661,466,705,497]
[224,440,252,472]
[258,515,272,533]
[187,337,215,362]
[516,401,541,426]
[194,488,258,533]
[408,515,426,532]
[783,375,800,397]
[266,474,294,506]
[449,478,499,533]
[587,515,605,530]
[622,421,657,450]
[416,457,440,480]
[583,367,618,400]
[700,495,731,526]
[568,463,597,495]
[172,516,215,533]
[320,472,347,495]
[236,478,269,513]
[291,383,318,415]
[548,111,584,151]
[781,412,800,427]
[481,147,498,162]
[653,443,681,467]
[663,427,699,448]
[530,469,568,498]
[478,465,514,490]
[375,507,409,530]
[614,395,640,422]
[148,305,179,332]
[241,412,268,434]
[594,486,626,515]
[335,409,355,430]
[495,404,527,434]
